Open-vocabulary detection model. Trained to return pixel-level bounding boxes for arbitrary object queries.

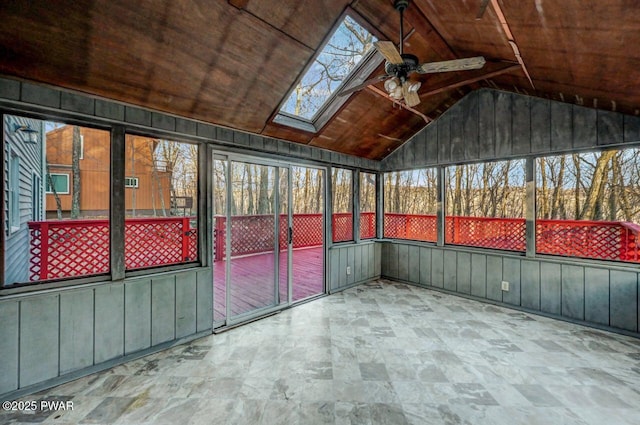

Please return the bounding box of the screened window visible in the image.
[45,173,69,194]
[384,169,438,242]
[3,116,111,285]
[125,135,198,270]
[445,160,526,251]
[332,167,353,242]
[360,172,376,239]
[536,149,640,262]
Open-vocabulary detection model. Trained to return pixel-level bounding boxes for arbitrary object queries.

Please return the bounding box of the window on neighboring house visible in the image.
[32,173,42,221]
[360,172,376,239]
[384,169,438,242]
[125,135,198,270]
[332,167,353,242]
[274,13,380,132]
[9,152,20,232]
[536,149,640,262]
[445,159,526,251]
[124,177,139,188]
[45,173,69,194]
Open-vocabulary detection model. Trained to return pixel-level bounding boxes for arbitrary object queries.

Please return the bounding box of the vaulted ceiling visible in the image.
[1,0,638,160]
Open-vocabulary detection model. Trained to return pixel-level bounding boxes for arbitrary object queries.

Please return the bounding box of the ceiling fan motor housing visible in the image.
[385,53,419,81]
[394,0,410,12]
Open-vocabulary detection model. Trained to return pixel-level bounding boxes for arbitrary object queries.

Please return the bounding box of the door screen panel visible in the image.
[228,162,278,317]
[291,166,324,301]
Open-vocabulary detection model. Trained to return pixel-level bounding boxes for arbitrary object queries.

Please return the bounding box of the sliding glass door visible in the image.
[212,155,325,326]
[229,161,280,319]
[291,166,325,302]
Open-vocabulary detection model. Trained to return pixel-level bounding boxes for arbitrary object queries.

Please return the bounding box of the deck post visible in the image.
[353,170,360,243]
[525,157,536,258]
[376,172,383,239]
[182,217,190,261]
[110,125,126,280]
[436,166,445,247]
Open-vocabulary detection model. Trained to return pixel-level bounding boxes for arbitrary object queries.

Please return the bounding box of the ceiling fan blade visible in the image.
[402,84,421,107]
[374,41,404,65]
[338,75,389,97]
[417,56,486,74]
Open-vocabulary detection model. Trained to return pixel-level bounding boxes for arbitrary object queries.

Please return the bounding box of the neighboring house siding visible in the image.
[45,127,171,217]
[3,115,43,285]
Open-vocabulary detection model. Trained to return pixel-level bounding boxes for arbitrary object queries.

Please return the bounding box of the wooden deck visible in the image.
[213,246,323,320]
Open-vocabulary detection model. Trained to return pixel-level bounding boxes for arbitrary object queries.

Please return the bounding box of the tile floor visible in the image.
[3,280,640,424]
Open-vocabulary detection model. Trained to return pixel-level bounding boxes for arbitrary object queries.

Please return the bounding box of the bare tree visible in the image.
[70,126,81,218]
[45,163,62,220]
[284,16,375,119]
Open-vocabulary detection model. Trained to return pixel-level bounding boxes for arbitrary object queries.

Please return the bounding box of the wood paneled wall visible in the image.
[328,242,381,293]
[0,76,381,401]
[379,242,639,336]
[0,268,212,397]
[0,77,380,172]
[382,88,640,170]
[380,88,640,337]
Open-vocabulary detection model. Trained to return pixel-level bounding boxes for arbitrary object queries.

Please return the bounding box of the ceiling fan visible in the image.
[339,0,486,107]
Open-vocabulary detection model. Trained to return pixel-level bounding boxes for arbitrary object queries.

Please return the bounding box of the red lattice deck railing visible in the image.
[28,217,197,281]
[28,213,640,282]
[536,219,640,262]
[213,213,377,260]
[383,214,640,262]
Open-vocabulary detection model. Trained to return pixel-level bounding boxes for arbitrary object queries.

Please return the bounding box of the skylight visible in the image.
[280,15,377,121]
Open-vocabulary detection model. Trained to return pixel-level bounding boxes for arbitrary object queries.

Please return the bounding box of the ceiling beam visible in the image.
[228,0,250,10]
[366,86,431,123]
[419,64,521,99]
[489,0,535,90]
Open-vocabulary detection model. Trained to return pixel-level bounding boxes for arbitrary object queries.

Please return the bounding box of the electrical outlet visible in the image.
[501,280,510,291]
[346,266,351,275]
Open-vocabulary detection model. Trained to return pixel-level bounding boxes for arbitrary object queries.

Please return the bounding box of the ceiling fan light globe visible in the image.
[408,81,421,93]
[392,86,403,100]
[384,77,399,93]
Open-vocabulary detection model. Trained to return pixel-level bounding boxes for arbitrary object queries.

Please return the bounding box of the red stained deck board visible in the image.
[213,246,324,320]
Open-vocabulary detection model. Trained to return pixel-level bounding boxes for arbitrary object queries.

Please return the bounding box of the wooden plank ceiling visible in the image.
[0,0,638,160]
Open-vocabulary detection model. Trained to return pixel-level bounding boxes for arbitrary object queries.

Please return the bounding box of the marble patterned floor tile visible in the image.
[4,279,640,424]
[79,397,134,424]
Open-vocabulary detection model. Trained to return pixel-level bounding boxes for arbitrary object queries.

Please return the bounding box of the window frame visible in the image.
[31,172,42,221]
[533,148,640,263]
[359,171,377,240]
[124,176,139,188]
[123,132,201,274]
[331,166,354,243]
[0,110,211,293]
[9,150,20,233]
[443,159,527,252]
[2,114,116,290]
[382,168,439,243]
[272,9,384,133]
[45,172,70,195]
